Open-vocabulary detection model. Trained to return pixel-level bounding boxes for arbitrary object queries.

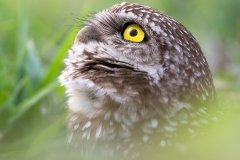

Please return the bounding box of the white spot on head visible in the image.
[153,26,162,34]
[140,9,147,12]
[152,17,158,21]
[144,18,148,23]
[170,35,175,40]
[195,71,201,77]
[174,45,181,53]
[150,22,155,27]
[161,31,168,37]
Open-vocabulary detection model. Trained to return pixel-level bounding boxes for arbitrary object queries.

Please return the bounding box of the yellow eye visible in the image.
[123,24,145,42]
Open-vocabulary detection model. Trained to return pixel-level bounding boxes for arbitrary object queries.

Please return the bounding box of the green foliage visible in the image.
[0,0,239,159]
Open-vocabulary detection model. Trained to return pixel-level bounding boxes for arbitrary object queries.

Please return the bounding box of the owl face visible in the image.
[59,2,218,158]
[60,2,214,117]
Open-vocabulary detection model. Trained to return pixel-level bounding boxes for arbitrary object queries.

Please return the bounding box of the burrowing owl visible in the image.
[59,2,222,159]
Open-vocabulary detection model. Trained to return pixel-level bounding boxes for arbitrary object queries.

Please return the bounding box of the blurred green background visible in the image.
[0,0,240,159]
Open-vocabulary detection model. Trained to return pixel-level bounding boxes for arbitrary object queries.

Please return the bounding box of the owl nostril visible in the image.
[74,26,103,44]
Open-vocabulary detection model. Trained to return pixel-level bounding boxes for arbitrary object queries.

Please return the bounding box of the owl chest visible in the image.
[68,106,199,146]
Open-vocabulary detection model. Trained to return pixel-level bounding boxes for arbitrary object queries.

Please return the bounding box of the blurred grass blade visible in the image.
[24,111,67,160]
[0,20,15,33]
[3,81,58,135]
[40,32,75,87]
[0,77,28,129]
[26,39,44,86]
[40,4,92,87]
[1,77,28,110]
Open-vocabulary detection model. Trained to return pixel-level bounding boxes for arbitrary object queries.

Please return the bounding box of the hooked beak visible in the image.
[74,26,103,44]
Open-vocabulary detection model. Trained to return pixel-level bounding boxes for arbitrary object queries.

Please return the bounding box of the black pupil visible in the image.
[130,29,138,37]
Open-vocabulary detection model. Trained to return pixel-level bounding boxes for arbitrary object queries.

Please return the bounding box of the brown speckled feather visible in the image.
[59,2,223,160]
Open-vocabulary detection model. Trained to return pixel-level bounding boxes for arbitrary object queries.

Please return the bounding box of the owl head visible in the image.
[59,2,219,158]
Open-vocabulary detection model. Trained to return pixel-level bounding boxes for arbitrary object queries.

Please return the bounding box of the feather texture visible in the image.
[59,2,223,159]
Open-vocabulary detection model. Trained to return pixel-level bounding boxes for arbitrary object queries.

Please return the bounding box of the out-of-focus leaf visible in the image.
[24,111,67,160]
[2,81,58,136]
